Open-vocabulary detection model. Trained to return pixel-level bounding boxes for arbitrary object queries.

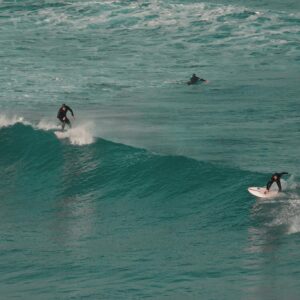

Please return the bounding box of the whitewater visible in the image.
[1,0,300,299]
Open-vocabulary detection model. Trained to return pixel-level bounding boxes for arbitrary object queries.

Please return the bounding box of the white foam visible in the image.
[0,114,29,128]
[36,119,61,131]
[252,176,300,235]
[0,114,95,146]
[268,190,300,235]
[286,175,299,190]
[54,122,95,146]
[288,212,300,234]
[284,178,300,234]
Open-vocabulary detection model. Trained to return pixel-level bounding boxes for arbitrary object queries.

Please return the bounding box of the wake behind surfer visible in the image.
[265,172,288,193]
[187,74,207,85]
[57,103,74,131]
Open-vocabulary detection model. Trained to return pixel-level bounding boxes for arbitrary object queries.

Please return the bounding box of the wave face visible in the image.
[0,121,252,208]
[1,122,300,299]
[1,0,300,299]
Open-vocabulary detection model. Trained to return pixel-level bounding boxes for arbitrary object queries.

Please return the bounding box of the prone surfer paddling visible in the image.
[187,74,207,85]
[264,172,288,194]
[57,103,74,131]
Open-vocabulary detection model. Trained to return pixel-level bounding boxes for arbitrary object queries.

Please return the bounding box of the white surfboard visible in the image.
[248,187,279,198]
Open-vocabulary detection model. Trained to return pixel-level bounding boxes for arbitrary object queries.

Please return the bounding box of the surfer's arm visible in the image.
[199,78,209,84]
[66,106,74,117]
[266,180,273,191]
[279,172,288,177]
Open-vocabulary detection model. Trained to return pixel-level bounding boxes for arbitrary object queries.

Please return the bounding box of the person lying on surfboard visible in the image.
[57,103,75,131]
[265,172,288,194]
[187,74,207,85]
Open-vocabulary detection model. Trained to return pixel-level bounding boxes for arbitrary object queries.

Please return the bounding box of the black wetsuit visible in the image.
[57,105,74,130]
[187,75,206,85]
[266,172,288,192]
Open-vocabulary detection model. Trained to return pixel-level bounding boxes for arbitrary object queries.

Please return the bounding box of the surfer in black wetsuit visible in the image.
[57,104,74,131]
[265,172,288,193]
[187,74,206,85]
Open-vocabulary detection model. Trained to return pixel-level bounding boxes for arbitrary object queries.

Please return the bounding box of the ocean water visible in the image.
[1,0,300,299]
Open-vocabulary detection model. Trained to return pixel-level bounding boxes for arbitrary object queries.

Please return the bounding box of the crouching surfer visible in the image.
[57,103,75,131]
[264,172,288,194]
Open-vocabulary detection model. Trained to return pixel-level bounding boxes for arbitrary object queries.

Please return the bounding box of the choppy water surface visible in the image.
[1,0,300,299]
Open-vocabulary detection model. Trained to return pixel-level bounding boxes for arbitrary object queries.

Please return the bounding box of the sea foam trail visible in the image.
[250,177,300,237]
[269,195,300,235]
[37,119,95,146]
[0,114,95,146]
[275,177,300,235]
[0,115,29,128]
[36,119,61,131]
[54,122,95,146]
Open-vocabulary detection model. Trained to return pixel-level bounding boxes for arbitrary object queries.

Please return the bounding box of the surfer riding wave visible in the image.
[265,172,288,193]
[57,104,75,131]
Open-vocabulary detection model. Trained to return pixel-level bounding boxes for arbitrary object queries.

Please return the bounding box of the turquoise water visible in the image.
[1,1,300,299]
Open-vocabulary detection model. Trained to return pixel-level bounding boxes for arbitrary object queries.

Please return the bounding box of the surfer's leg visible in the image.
[266,180,273,191]
[65,118,71,128]
[58,117,65,131]
[276,180,282,192]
